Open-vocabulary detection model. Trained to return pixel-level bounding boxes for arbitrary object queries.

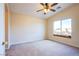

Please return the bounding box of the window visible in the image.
[53,19,72,38]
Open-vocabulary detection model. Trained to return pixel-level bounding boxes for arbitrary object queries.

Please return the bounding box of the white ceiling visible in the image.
[8,3,74,20]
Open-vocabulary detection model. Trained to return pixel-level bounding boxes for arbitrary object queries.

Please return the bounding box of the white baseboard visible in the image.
[5,45,10,49]
[48,38,79,48]
[10,39,43,46]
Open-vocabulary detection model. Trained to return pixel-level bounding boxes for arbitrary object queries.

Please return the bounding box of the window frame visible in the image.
[53,18,72,38]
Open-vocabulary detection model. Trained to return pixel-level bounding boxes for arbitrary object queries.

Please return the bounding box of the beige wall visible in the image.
[47,4,79,48]
[45,19,48,39]
[10,13,46,45]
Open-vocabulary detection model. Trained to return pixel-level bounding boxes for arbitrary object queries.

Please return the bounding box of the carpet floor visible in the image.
[6,40,79,56]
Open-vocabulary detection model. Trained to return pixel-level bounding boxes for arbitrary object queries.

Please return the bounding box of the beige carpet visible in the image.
[6,40,79,56]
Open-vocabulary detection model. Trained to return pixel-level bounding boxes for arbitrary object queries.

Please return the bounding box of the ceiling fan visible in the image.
[36,3,58,15]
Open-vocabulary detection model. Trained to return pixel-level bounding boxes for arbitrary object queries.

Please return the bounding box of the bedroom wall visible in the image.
[10,13,46,45]
[47,4,79,48]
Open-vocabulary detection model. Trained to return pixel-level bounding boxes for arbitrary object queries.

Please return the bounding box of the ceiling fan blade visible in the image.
[51,3,58,7]
[40,3,44,6]
[50,9,56,12]
[36,9,44,12]
[45,3,48,6]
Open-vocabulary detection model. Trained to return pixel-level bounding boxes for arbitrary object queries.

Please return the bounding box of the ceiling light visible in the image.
[44,9,50,13]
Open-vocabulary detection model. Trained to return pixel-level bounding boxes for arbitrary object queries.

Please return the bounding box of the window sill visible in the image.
[53,34,71,38]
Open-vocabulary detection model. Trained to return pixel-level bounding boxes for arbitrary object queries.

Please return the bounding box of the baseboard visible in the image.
[5,46,10,49]
[47,39,79,49]
[10,39,43,46]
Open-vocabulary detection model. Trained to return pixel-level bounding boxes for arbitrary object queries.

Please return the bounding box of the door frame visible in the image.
[0,3,5,56]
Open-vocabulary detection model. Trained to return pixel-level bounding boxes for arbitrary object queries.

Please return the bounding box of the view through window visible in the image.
[53,19,72,37]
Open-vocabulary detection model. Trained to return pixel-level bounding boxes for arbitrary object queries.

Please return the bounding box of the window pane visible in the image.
[62,19,71,36]
[53,20,61,35]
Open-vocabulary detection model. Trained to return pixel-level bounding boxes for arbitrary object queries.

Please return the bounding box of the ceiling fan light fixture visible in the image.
[44,9,49,13]
[37,3,58,15]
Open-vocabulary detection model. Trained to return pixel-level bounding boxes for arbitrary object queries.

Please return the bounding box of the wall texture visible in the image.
[47,4,79,48]
[10,13,46,45]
